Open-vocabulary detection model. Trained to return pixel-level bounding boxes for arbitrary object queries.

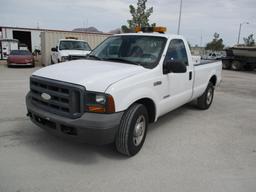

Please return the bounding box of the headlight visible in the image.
[96,94,106,104]
[61,56,69,62]
[85,92,115,113]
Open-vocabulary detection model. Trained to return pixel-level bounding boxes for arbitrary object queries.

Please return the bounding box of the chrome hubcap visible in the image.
[133,115,146,146]
[233,64,238,69]
[232,61,240,70]
[206,88,213,105]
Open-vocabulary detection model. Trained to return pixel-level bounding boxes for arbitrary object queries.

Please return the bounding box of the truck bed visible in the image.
[192,59,222,100]
[194,60,219,66]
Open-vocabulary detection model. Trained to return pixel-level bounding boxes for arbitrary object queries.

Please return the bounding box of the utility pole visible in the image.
[177,0,183,34]
[200,31,203,47]
[237,22,249,44]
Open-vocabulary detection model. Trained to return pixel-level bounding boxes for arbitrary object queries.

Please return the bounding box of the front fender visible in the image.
[117,87,157,109]
[105,67,164,121]
[107,85,159,121]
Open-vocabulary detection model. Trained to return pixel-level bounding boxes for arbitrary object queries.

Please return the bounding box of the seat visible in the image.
[130,46,143,57]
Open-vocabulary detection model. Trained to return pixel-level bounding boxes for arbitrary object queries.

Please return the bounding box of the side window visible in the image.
[164,39,188,66]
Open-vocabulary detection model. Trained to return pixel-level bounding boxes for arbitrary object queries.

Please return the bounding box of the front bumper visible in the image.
[26,94,123,145]
[8,62,34,66]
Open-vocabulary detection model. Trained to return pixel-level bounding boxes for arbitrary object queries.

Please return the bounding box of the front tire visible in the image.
[222,60,231,69]
[197,82,214,110]
[115,104,148,156]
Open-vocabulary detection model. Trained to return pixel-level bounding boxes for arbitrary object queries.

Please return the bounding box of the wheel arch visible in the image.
[131,97,156,123]
[209,75,217,86]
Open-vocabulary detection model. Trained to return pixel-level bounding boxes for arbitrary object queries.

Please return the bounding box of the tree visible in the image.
[205,33,225,51]
[243,34,255,46]
[121,0,155,33]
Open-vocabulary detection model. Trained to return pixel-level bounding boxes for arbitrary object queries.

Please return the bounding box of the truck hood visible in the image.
[59,50,91,56]
[33,60,148,92]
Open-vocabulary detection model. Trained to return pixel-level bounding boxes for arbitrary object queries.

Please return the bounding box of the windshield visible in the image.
[89,35,167,69]
[10,50,32,55]
[59,41,91,51]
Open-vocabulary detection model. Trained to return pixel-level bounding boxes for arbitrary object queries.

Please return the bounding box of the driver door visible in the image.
[164,39,193,110]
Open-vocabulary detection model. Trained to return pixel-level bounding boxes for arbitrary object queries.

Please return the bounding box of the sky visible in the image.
[0,0,255,46]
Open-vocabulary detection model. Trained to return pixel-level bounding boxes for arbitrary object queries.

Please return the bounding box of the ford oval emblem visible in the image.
[41,93,51,101]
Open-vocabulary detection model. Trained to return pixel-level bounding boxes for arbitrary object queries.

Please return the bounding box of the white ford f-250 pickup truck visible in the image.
[51,38,91,64]
[26,27,222,156]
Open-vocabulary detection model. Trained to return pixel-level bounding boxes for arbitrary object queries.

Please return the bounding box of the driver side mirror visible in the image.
[51,47,57,52]
[163,60,187,74]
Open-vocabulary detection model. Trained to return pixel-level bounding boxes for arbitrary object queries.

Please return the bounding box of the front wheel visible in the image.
[115,104,148,156]
[197,82,214,110]
[222,60,231,69]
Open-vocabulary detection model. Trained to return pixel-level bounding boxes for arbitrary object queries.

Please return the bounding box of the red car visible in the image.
[7,50,34,67]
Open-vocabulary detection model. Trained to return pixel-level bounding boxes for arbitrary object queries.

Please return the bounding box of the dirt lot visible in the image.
[0,64,256,192]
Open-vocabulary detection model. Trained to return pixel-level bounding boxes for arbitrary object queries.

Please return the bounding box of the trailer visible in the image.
[222,46,256,71]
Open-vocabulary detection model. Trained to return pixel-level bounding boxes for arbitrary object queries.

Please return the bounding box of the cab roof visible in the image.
[59,39,87,42]
[113,32,184,40]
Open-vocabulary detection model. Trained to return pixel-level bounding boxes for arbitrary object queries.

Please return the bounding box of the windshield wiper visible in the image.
[103,58,140,65]
[87,54,102,60]
[76,48,87,50]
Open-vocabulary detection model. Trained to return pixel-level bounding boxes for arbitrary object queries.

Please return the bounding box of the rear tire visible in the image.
[231,60,242,71]
[197,82,214,110]
[115,104,148,156]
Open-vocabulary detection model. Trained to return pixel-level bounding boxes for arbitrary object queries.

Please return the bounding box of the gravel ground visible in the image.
[0,64,256,192]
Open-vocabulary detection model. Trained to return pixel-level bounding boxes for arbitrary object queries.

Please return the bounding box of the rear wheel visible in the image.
[197,82,214,110]
[231,60,242,71]
[115,104,148,156]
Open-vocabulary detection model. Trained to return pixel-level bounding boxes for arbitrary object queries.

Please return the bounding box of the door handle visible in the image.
[189,71,192,80]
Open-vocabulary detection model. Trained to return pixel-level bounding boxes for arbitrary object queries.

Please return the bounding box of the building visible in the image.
[0,26,43,52]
